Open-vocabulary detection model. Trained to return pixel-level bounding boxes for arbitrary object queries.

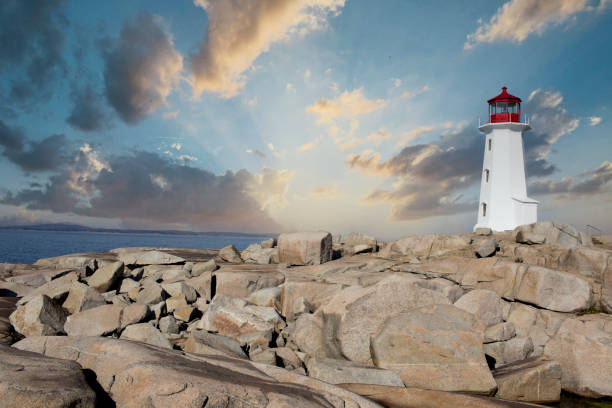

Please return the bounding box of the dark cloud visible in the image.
[66,85,110,132]
[0,0,68,109]
[2,149,286,232]
[529,161,612,197]
[0,120,70,172]
[102,12,183,124]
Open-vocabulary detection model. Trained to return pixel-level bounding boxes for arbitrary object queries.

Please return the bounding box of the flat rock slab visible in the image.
[0,344,96,408]
[493,358,561,403]
[65,304,123,336]
[14,336,376,408]
[306,357,404,387]
[118,250,185,266]
[371,304,496,395]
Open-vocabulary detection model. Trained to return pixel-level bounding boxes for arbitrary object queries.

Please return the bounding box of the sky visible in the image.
[0,0,610,240]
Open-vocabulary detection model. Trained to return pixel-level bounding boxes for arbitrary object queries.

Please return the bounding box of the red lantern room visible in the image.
[488,86,521,123]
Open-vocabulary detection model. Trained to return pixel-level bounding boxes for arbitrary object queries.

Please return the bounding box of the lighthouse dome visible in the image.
[487,86,522,123]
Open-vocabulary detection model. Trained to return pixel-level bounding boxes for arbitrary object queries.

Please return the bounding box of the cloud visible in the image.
[189,0,345,97]
[338,138,366,151]
[310,184,340,199]
[306,88,386,124]
[0,0,68,108]
[171,143,182,151]
[530,161,612,197]
[246,148,266,159]
[464,0,607,49]
[102,12,183,124]
[395,126,433,148]
[392,78,402,88]
[523,89,579,176]
[0,119,70,173]
[401,85,429,99]
[66,84,110,132]
[367,129,392,144]
[178,154,198,162]
[588,116,602,126]
[286,83,296,93]
[299,141,316,152]
[304,69,311,80]
[241,96,258,106]
[163,111,179,120]
[2,148,292,232]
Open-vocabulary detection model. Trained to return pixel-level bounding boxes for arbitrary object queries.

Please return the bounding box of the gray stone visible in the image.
[119,250,184,266]
[293,296,312,316]
[454,289,504,327]
[246,286,281,308]
[86,261,124,293]
[502,336,534,364]
[184,329,247,359]
[516,231,546,245]
[514,222,591,249]
[218,244,242,263]
[306,357,404,387]
[475,227,492,236]
[507,302,538,337]
[0,344,96,408]
[371,304,496,394]
[135,282,167,305]
[64,304,123,336]
[118,277,139,294]
[250,348,277,364]
[120,322,172,349]
[278,231,333,265]
[191,259,217,276]
[159,315,180,334]
[476,238,498,258]
[161,281,197,302]
[120,303,149,329]
[166,295,187,312]
[261,238,276,248]
[17,272,79,306]
[150,301,166,320]
[173,306,196,322]
[215,267,285,299]
[494,358,562,403]
[62,281,106,314]
[9,295,67,337]
[484,322,516,343]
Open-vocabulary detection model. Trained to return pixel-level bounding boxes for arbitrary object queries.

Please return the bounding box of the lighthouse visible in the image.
[474,87,538,232]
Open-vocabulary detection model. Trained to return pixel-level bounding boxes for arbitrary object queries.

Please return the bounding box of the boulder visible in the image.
[118,278,139,294]
[371,304,496,395]
[120,322,172,349]
[342,232,378,255]
[120,303,149,329]
[476,238,498,258]
[493,358,562,403]
[475,227,493,236]
[338,276,451,364]
[306,357,404,387]
[515,231,546,245]
[9,295,67,337]
[0,344,96,408]
[62,281,106,314]
[218,244,242,263]
[190,259,217,277]
[506,302,538,337]
[15,336,368,408]
[484,322,516,343]
[64,304,122,336]
[246,286,281,308]
[35,253,100,270]
[86,261,123,292]
[0,297,18,345]
[278,231,333,265]
[199,294,285,347]
[241,244,278,264]
[514,222,591,249]
[261,238,277,248]
[292,313,339,359]
[173,306,196,322]
[135,283,168,305]
[214,267,285,299]
[166,295,188,312]
[454,289,504,327]
[501,336,534,365]
[382,234,469,259]
[159,316,180,334]
[515,266,592,312]
[281,280,343,321]
[184,329,247,359]
[118,250,184,266]
[17,272,79,306]
[544,315,612,397]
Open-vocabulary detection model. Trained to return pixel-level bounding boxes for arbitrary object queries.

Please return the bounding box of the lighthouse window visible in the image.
[497,102,507,113]
[485,169,489,182]
[488,139,492,151]
[482,203,487,217]
[508,102,517,113]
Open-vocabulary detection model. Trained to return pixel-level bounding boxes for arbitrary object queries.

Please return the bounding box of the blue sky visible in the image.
[0,0,610,239]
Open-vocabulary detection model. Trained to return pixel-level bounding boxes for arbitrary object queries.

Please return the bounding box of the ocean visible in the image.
[0,229,274,264]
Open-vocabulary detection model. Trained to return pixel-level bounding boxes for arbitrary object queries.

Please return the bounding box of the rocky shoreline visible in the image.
[1,221,611,407]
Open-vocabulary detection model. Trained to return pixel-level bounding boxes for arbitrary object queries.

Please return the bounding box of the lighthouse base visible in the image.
[474,196,538,232]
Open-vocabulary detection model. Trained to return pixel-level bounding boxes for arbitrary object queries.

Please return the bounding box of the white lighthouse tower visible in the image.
[474,87,538,232]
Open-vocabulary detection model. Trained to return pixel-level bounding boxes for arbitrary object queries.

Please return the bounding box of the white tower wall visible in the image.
[474,122,538,232]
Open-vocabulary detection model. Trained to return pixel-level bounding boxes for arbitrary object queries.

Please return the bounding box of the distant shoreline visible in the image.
[0,224,277,238]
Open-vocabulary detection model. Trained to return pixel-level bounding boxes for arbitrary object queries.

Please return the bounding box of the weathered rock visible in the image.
[118,277,139,294]
[62,281,106,314]
[293,296,312,316]
[506,302,538,337]
[516,231,546,245]
[184,273,213,301]
[161,266,188,281]
[0,297,18,344]
[150,301,166,320]
[9,295,67,337]
[118,250,184,266]
[502,336,534,365]
[0,344,97,408]
[215,267,285,299]
[342,233,378,255]
[120,303,149,329]
[200,294,285,347]
[306,357,404,387]
[218,244,242,263]
[135,282,167,305]
[161,281,197,302]
[515,266,592,312]
[184,329,247,359]
[0,280,34,297]
[120,322,172,349]
[86,261,123,292]
[476,238,498,258]
[17,272,79,306]
[241,243,279,264]
[338,383,541,408]
[371,304,496,395]
[166,295,188,312]
[174,306,196,322]
[484,322,516,343]
[278,231,333,265]
[338,276,451,364]
[382,234,470,259]
[494,358,561,403]
[159,315,180,334]
[475,227,493,236]
[281,280,343,321]
[65,304,123,336]
[35,253,100,270]
[514,222,591,249]
[247,286,281,308]
[250,348,277,364]
[454,289,504,327]
[544,315,612,397]
[16,336,367,408]
[261,238,276,248]
[191,259,217,277]
[275,347,303,369]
